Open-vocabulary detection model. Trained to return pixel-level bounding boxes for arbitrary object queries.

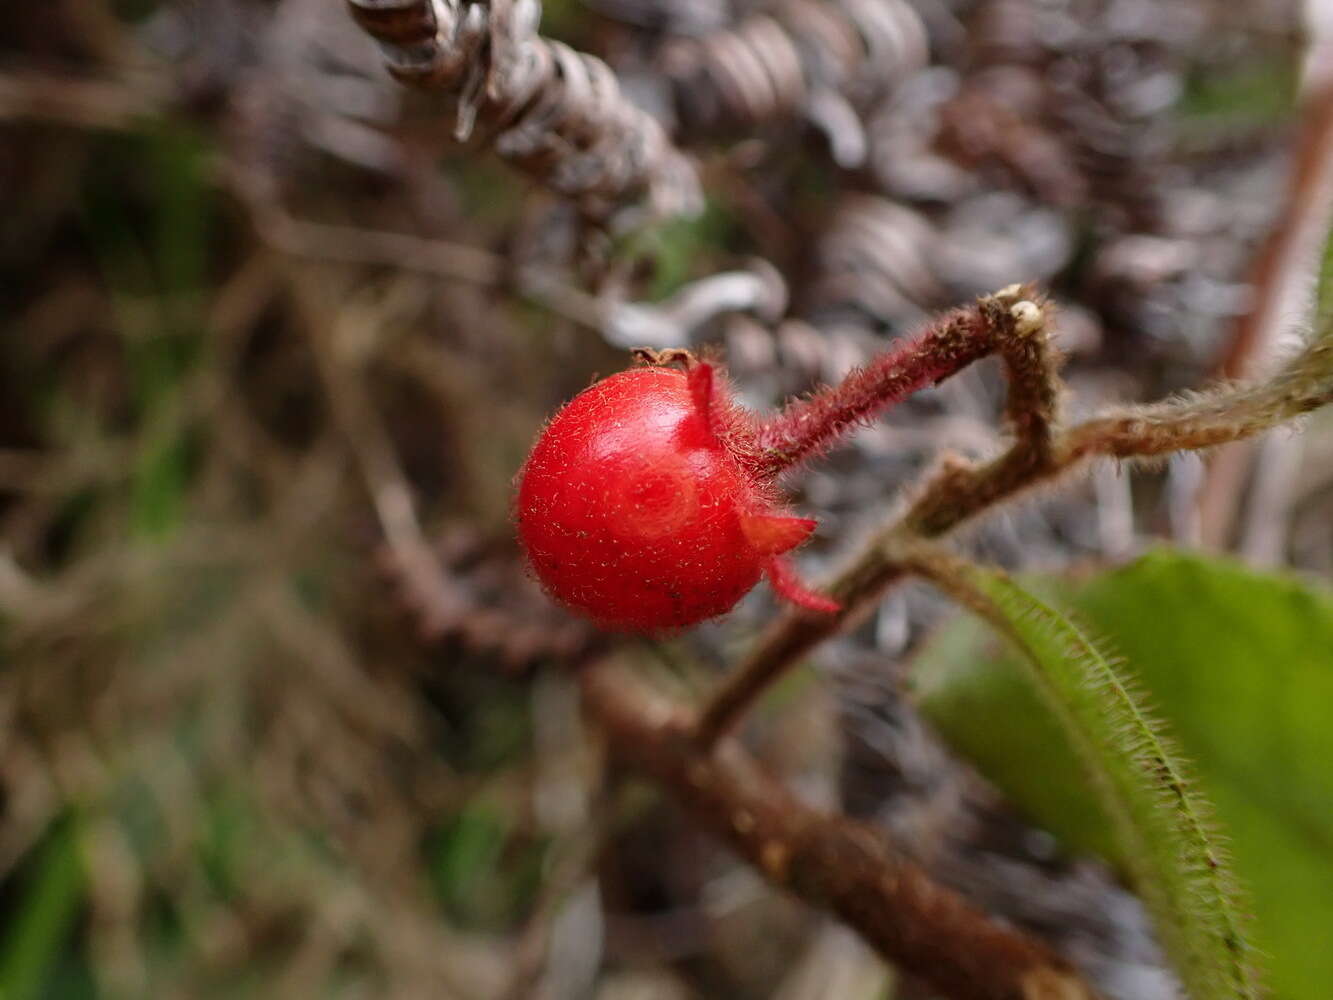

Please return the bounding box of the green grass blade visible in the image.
[0,816,87,1000]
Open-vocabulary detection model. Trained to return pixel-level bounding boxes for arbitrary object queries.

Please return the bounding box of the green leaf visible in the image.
[912,556,1255,999]
[913,549,1333,1000]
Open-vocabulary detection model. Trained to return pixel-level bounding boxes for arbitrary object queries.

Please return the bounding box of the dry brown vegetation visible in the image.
[2,1,1331,998]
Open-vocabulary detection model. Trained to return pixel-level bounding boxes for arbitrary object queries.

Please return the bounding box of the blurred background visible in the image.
[1,0,1331,998]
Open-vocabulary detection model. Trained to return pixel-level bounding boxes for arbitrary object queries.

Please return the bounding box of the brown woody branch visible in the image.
[580,657,1100,1000]
[345,0,700,221]
[696,303,1333,748]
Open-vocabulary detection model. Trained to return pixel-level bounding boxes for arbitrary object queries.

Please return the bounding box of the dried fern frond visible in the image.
[662,0,928,166]
[346,0,701,221]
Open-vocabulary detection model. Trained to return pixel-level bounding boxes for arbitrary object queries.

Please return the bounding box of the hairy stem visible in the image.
[750,288,1047,479]
[696,316,1333,749]
[580,656,1101,1000]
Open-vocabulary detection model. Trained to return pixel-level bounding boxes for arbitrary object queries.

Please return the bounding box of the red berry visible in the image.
[515,295,1030,631]
[516,365,834,631]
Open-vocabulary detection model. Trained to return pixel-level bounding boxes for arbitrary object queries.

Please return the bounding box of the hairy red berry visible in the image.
[516,296,1016,631]
[516,365,834,631]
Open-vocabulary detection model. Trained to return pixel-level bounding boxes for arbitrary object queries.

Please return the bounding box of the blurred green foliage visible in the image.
[0,123,222,996]
[428,803,549,932]
[86,126,212,539]
[1178,57,1298,126]
[631,197,740,301]
[0,816,87,1000]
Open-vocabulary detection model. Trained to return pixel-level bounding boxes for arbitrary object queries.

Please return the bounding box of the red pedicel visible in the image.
[516,364,836,631]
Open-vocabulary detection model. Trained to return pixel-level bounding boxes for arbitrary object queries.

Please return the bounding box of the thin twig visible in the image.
[249,202,609,331]
[580,656,1101,1000]
[279,263,476,631]
[1214,86,1333,381]
[0,71,164,129]
[1199,72,1333,545]
[236,177,782,344]
[1238,431,1306,566]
